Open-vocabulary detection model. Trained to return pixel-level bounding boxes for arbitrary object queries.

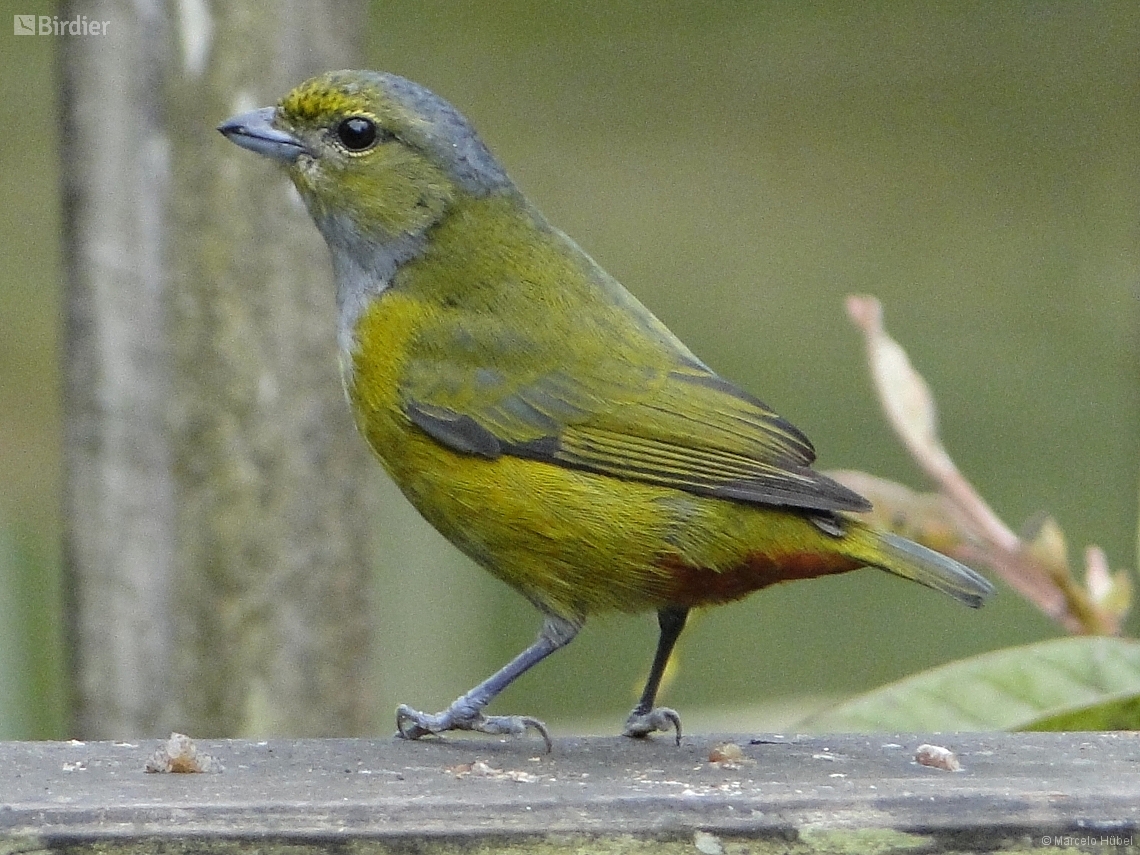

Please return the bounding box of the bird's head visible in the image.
[219,70,513,252]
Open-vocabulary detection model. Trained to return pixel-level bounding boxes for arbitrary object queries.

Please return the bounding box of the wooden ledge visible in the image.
[1,732,1137,852]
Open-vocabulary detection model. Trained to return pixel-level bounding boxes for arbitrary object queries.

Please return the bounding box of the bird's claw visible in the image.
[395,703,553,753]
[623,706,682,745]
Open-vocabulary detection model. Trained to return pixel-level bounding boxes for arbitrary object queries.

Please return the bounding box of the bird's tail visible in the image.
[851,528,994,608]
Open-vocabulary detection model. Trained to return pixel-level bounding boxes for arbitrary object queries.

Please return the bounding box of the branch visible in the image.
[840,295,1128,636]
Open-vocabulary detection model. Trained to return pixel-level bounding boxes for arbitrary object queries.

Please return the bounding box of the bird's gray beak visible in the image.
[218,107,308,162]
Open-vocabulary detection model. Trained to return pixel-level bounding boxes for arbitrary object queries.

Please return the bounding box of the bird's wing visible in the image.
[402,328,869,513]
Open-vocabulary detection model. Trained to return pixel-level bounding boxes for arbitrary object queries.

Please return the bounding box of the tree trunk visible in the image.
[62,0,376,739]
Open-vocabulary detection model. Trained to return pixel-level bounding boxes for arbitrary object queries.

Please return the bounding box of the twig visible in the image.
[844,295,1122,635]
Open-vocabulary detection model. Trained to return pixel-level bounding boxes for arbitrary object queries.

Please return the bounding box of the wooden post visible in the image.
[61,0,180,740]
[61,0,377,739]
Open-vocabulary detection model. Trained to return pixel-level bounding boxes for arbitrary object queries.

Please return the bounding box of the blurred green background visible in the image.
[1,1,1137,738]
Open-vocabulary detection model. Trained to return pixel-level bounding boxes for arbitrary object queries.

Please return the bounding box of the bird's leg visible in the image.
[396,613,580,752]
[623,605,688,744]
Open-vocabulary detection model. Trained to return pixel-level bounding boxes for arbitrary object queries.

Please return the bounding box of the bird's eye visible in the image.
[336,116,379,151]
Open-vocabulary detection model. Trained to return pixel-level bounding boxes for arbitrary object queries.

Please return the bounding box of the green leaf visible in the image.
[1026,695,1140,731]
[800,636,1140,732]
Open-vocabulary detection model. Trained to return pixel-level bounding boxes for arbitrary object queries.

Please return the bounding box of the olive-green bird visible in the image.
[219,70,993,750]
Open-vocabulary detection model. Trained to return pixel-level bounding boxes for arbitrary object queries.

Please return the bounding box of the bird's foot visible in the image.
[623,706,682,745]
[396,703,553,753]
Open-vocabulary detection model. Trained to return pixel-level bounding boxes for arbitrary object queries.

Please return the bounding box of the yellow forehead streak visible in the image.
[279,73,439,142]
[281,77,371,123]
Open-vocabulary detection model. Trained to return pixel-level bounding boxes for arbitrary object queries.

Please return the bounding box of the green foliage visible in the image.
[800,637,1140,732]
[1027,695,1140,732]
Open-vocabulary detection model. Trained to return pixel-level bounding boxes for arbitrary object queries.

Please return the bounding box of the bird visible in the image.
[218,70,993,750]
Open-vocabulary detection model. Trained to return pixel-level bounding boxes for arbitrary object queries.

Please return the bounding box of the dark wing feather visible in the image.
[407,363,869,513]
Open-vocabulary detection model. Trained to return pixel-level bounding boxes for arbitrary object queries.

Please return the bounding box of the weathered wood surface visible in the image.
[1,733,1137,851]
